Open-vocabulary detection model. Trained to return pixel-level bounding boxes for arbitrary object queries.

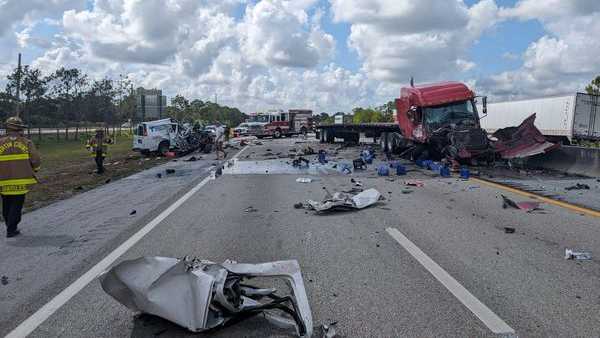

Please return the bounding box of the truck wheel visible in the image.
[274,129,282,138]
[140,149,151,157]
[158,141,170,156]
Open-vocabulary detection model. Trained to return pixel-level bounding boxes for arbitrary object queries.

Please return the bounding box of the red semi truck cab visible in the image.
[395,82,484,143]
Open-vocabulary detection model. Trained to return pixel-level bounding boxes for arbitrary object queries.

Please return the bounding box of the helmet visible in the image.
[5,116,27,130]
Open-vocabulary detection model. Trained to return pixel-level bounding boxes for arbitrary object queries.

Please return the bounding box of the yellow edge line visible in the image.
[471,177,600,218]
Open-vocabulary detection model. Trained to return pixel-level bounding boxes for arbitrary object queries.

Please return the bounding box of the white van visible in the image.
[133,119,181,155]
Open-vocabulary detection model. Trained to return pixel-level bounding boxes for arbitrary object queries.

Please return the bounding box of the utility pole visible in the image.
[15,53,22,118]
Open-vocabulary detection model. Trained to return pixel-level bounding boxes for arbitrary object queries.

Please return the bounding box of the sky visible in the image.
[1,0,599,114]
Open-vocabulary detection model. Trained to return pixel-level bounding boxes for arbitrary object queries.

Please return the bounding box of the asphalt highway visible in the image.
[2,137,600,337]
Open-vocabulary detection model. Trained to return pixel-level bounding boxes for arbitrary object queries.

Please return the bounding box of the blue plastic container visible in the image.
[440,166,451,177]
[460,168,470,180]
[429,162,440,172]
[415,159,425,168]
[361,150,374,164]
[318,150,328,164]
[389,160,400,169]
[396,165,407,175]
[377,164,390,176]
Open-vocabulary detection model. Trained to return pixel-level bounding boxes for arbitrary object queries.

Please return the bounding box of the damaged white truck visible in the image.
[132,118,207,156]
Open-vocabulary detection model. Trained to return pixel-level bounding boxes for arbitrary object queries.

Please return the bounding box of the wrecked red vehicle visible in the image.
[317,81,558,163]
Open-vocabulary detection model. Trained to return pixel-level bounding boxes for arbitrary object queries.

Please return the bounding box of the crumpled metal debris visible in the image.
[100,257,313,337]
[565,249,592,260]
[501,194,541,212]
[301,188,382,212]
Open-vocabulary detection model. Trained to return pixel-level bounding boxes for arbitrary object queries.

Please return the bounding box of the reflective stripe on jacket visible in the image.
[86,138,109,157]
[0,135,41,195]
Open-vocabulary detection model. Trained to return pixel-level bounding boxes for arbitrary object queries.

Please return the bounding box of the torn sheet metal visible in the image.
[491,114,559,159]
[501,194,542,211]
[100,257,313,337]
[303,188,381,212]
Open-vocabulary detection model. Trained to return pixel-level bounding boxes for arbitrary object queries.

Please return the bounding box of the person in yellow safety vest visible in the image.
[0,116,41,238]
[86,128,111,174]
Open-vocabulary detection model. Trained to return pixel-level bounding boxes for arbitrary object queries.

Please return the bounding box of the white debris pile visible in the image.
[296,188,382,212]
[100,257,313,337]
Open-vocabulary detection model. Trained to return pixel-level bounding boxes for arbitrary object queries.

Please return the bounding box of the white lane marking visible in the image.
[5,146,248,338]
[385,228,516,337]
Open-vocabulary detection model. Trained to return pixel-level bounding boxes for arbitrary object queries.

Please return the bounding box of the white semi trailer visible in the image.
[479,93,600,144]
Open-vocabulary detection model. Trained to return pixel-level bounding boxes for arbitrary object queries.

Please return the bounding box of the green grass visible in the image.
[24,132,168,212]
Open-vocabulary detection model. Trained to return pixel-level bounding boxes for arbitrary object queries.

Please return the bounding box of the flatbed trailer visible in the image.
[316,122,399,150]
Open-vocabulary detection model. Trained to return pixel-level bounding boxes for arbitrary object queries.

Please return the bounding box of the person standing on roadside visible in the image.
[86,128,111,174]
[0,117,41,238]
[214,123,226,160]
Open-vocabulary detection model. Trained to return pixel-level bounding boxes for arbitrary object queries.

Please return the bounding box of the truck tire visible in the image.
[158,141,170,156]
[274,129,282,138]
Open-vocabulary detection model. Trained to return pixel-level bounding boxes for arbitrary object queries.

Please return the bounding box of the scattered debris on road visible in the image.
[104,178,111,184]
[405,180,424,187]
[300,188,382,213]
[504,227,516,234]
[129,210,136,215]
[156,173,162,179]
[165,169,176,175]
[501,195,541,212]
[1,275,8,285]
[321,321,338,338]
[292,157,310,168]
[565,183,590,191]
[244,206,258,212]
[350,178,362,187]
[185,156,199,162]
[565,249,592,260]
[296,177,313,183]
[100,257,313,337]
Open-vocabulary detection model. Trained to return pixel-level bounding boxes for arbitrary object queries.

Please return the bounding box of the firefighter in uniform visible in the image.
[86,129,111,174]
[0,117,41,238]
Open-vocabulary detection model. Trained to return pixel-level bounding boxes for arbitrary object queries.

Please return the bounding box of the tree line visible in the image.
[0,66,136,127]
[0,64,248,128]
[166,94,247,127]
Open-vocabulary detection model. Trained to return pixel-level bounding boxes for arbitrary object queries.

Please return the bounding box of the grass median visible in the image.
[25,132,170,212]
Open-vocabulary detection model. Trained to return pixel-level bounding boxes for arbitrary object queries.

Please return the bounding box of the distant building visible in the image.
[135,87,167,121]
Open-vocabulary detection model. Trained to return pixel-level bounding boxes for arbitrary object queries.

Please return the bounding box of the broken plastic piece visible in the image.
[565,249,592,260]
[504,227,515,234]
[100,257,313,337]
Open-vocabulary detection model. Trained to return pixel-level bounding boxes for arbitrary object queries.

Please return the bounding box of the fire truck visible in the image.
[249,109,313,138]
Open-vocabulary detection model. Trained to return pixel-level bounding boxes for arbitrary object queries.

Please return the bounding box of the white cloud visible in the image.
[331,0,498,82]
[239,0,334,68]
[478,0,600,99]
